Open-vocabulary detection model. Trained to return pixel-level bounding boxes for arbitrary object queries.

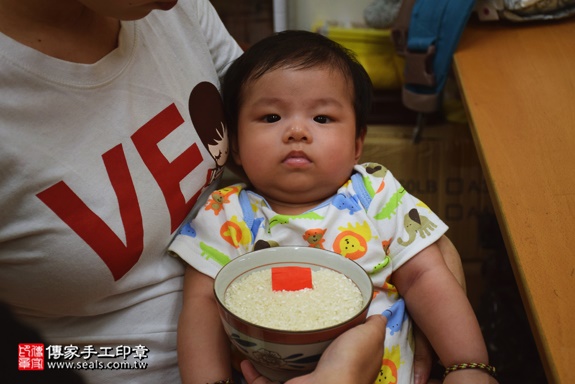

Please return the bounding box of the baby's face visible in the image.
[233,66,364,214]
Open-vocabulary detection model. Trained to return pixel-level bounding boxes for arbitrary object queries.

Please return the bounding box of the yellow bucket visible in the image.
[315,26,405,90]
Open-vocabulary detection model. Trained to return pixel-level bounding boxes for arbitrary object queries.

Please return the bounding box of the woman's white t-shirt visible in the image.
[0,1,242,382]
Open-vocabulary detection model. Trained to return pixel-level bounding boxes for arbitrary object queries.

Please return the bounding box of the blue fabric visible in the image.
[351,172,373,211]
[405,0,475,97]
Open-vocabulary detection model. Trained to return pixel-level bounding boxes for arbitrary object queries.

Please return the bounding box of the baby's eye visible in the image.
[314,116,330,124]
[264,114,281,123]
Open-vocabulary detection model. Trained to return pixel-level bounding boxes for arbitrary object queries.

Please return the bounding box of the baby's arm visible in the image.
[392,243,496,383]
[178,265,232,384]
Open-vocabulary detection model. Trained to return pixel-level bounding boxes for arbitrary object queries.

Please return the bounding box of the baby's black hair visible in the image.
[222,30,373,142]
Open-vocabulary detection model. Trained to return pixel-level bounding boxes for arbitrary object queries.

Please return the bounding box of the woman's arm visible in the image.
[178,265,232,384]
[393,242,495,383]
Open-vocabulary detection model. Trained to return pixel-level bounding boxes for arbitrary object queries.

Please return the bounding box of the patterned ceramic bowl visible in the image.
[214,246,373,382]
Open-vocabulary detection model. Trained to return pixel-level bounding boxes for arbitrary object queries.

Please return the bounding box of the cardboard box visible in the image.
[360,123,495,262]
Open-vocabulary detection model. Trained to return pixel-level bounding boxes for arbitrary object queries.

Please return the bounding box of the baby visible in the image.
[170,30,496,384]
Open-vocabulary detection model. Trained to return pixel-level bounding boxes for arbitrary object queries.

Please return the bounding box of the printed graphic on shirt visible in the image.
[332,221,372,260]
[332,194,362,215]
[36,82,226,281]
[383,299,407,336]
[221,216,252,248]
[205,186,240,216]
[268,212,323,233]
[302,228,327,249]
[397,208,439,246]
[374,187,407,220]
[378,344,405,384]
[189,82,229,186]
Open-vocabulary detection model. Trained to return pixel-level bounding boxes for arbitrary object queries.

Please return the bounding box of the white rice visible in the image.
[224,267,363,331]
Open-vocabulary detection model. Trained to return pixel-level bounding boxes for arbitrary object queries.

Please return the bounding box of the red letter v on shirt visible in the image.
[37,144,143,281]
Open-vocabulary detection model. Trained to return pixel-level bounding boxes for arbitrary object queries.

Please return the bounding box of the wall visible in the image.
[287,0,373,30]
[211,0,274,46]
[211,0,376,44]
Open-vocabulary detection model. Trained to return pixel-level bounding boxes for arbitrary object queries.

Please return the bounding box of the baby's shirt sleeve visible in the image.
[354,163,449,272]
[168,184,251,278]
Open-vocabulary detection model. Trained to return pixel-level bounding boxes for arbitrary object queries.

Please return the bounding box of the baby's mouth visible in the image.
[283,151,311,166]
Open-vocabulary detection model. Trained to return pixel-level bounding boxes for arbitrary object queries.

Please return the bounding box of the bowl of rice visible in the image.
[214,246,373,382]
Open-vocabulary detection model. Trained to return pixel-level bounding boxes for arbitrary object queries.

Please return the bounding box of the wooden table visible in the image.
[453,18,575,383]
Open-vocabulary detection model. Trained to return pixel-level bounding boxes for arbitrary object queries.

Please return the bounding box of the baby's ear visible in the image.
[354,128,367,163]
[225,141,249,182]
[230,138,242,165]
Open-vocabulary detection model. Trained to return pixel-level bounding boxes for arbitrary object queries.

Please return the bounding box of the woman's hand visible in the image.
[241,314,387,384]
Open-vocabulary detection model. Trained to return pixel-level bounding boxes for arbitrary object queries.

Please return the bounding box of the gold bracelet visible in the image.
[443,363,497,379]
[210,379,234,384]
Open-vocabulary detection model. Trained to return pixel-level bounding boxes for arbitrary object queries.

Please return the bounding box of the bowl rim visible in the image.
[213,246,374,338]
